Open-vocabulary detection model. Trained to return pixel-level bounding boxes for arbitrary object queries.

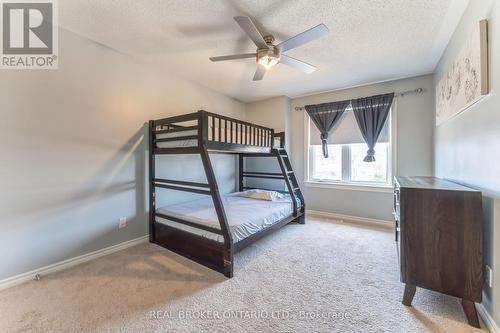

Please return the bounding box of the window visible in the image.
[306,108,394,187]
[350,142,390,183]
[309,144,342,181]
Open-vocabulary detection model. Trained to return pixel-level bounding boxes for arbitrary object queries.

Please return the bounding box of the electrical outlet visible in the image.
[485,265,493,288]
[119,217,127,229]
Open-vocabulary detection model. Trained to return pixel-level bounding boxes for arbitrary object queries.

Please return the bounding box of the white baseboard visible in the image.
[477,303,499,333]
[0,235,149,291]
[306,209,393,229]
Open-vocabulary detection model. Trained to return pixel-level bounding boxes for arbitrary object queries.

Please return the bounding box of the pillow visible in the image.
[237,189,284,201]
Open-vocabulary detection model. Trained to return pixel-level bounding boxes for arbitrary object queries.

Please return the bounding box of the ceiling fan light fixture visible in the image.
[257,46,280,69]
[258,54,280,69]
[209,16,329,80]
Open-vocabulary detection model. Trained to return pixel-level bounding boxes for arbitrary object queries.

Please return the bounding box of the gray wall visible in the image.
[245,96,289,133]
[244,97,291,191]
[289,75,435,221]
[0,28,245,281]
[433,0,500,325]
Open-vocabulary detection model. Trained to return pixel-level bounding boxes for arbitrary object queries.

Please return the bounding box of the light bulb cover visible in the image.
[257,46,280,69]
[258,55,280,69]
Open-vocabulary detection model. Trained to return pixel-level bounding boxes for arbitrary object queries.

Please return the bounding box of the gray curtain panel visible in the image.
[351,93,394,162]
[305,100,351,158]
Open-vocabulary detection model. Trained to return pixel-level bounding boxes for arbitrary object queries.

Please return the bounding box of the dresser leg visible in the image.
[461,299,480,328]
[402,284,416,306]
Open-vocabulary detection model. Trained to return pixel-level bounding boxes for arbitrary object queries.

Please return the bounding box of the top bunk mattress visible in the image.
[155,128,269,149]
[156,192,301,243]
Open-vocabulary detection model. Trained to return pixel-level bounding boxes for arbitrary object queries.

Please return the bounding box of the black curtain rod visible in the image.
[294,88,423,111]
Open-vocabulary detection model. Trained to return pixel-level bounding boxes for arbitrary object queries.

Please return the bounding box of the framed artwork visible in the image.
[436,20,489,126]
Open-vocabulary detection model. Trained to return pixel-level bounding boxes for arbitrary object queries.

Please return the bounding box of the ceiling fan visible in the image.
[209,16,329,81]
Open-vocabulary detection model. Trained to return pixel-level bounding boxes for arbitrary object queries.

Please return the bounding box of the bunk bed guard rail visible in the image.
[151,110,275,153]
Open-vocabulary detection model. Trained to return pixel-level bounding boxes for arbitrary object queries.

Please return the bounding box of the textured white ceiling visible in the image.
[59,0,470,102]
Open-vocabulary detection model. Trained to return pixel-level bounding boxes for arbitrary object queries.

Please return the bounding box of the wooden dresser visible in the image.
[394,176,483,328]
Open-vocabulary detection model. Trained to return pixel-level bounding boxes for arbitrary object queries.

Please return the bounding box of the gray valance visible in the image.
[351,93,394,162]
[304,100,351,158]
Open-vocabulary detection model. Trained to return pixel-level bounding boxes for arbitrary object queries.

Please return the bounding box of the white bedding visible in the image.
[156,192,300,242]
[156,130,198,148]
[156,127,267,148]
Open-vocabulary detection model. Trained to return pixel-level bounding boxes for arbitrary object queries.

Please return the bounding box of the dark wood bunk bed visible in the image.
[148,110,305,278]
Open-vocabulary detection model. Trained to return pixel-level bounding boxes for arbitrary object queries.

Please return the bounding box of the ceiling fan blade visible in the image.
[253,64,266,81]
[280,55,316,74]
[277,24,329,53]
[234,16,269,49]
[209,53,256,62]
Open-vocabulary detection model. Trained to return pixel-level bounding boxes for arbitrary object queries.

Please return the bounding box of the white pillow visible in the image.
[237,189,284,201]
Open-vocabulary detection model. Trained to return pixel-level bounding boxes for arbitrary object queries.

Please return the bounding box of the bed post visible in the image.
[238,154,244,192]
[148,120,156,243]
[199,111,234,278]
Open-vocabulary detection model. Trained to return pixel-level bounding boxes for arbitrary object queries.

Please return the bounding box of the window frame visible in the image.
[304,100,397,192]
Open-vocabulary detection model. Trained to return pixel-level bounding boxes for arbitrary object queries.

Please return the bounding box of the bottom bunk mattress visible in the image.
[155,192,300,243]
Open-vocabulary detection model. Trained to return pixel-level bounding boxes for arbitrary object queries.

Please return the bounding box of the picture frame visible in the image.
[436,20,489,126]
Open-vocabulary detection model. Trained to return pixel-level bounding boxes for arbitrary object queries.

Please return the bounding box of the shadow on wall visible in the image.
[2,125,147,224]
[0,125,149,279]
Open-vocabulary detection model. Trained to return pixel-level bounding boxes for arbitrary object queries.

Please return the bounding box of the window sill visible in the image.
[304,181,393,193]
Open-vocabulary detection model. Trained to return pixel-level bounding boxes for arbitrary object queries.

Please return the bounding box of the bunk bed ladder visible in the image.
[274,148,305,221]
[280,150,305,213]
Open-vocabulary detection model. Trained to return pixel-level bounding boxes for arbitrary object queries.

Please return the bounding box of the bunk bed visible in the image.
[149,110,305,278]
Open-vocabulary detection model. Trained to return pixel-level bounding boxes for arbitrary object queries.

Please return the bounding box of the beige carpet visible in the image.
[0,216,488,333]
